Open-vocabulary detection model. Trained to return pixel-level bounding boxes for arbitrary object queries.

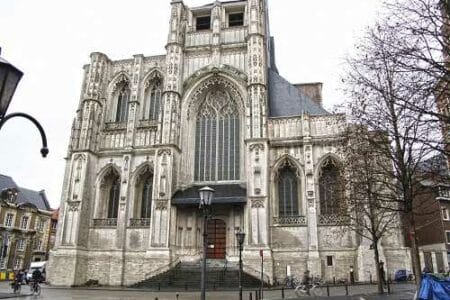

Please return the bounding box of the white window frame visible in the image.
[37,240,42,251]
[20,216,29,229]
[17,239,25,251]
[446,231,450,244]
[14,258,21,270]
[442,207,450,221]
[37,219,45,232]
[5,213,14,227]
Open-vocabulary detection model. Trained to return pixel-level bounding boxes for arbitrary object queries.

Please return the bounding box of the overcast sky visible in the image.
[0,0,381,208]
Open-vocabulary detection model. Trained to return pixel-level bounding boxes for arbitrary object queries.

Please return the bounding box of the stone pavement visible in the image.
[0,282,417,300]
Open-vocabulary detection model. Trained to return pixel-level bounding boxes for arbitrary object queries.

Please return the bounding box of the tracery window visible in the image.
[115,84,130,123]
[135,169,153,218]
[144,80,162,121]
[101,169,121,219]
[278,163,299,216]
[319,158,344,215]
[194,90,240,181]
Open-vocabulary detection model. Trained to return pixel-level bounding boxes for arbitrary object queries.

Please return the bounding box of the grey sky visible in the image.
[0,0,381,208]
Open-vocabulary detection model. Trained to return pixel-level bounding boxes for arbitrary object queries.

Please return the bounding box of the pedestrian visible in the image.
[379,261,386,285]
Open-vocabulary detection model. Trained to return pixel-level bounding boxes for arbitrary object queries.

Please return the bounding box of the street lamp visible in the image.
[0,48,48,157]
[199,186,214,300]
[236,230,245,300]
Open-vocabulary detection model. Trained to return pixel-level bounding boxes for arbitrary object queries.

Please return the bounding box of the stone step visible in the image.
[131,261,263,290]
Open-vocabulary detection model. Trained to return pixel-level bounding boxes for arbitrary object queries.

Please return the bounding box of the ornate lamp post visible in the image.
[236,230,245,300]
[0,48,48,157]
[199,186,214,300]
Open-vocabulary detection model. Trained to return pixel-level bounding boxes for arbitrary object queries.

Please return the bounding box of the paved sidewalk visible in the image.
[0,281,417,300]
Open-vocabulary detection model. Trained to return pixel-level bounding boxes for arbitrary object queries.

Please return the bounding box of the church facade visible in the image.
[48,0,411,286]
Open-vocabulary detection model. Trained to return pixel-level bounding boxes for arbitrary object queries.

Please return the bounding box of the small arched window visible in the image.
[278,164,299,217]
[319,158,344,215]
[145,80,162,121]
[115,84,130,122]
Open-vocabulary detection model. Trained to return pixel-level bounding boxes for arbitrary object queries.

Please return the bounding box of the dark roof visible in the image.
[0,174,51,211]
[417,154,449,178]
[172,184,247,205]
[268,68,329,117]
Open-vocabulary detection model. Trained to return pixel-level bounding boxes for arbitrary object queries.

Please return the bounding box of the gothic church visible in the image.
[48,0,411,286]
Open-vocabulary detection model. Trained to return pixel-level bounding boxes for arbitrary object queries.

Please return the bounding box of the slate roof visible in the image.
[0,174,51,211]
[172,184,247,205]
[417,154,449,178]
[268,68,329,117]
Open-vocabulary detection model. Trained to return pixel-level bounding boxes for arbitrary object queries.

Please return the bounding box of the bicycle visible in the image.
[10,280,21,295]
[283,275,300,289]
[294,280,325,297]
[30,280,41,296]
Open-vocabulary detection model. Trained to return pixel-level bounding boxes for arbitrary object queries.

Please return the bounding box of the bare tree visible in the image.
[340,6,445,283]
[379,0,450,153]
[340,127,400,294]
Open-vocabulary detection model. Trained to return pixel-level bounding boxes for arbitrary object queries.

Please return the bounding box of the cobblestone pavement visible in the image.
[0,282,417,300]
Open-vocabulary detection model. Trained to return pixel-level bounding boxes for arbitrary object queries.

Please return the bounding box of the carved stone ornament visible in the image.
[188,77,244,119]
[249,143,264,152]
[67,201,81,212]
[155,200,168,210]
[158,149,172,156]
[251,199,264,208]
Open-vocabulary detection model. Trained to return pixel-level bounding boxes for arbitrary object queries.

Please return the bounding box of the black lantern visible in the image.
[198,186,215,300]
[236,230,245,300]
[199,186,215,209]
[236,231,245,250]
[0,49,49,158]
[0,49,23,118]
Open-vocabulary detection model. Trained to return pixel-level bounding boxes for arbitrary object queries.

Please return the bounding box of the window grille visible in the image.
[115,85,130,122]
[278,164,299,217]
[194,90,240,181]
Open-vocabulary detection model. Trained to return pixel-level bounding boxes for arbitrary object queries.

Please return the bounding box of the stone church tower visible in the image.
[48,0,411,286]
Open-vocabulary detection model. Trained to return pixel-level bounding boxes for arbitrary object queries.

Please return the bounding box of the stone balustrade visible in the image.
[92,218,118,227]
[129,218,151,227]
[273,215,307,226]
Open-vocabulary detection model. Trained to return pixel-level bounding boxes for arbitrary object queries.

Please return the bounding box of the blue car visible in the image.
[395,269,414,282]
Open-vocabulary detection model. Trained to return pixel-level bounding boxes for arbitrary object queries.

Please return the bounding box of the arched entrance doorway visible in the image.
[206,219,226,259]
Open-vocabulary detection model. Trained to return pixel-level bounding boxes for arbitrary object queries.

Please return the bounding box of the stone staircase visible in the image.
[131,260,264,291]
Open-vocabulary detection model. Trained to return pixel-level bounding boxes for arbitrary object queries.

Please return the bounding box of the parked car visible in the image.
[394,269,414,282]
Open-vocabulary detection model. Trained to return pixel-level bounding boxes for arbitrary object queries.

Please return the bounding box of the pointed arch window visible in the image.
[194,90,240,181]
[135,170,153,219]
[144,80,162,121]
[97,169,121,220]
[115,84,130,123]
[278,163,299,217]
[107,175,120,218]
[319,158,344,215]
